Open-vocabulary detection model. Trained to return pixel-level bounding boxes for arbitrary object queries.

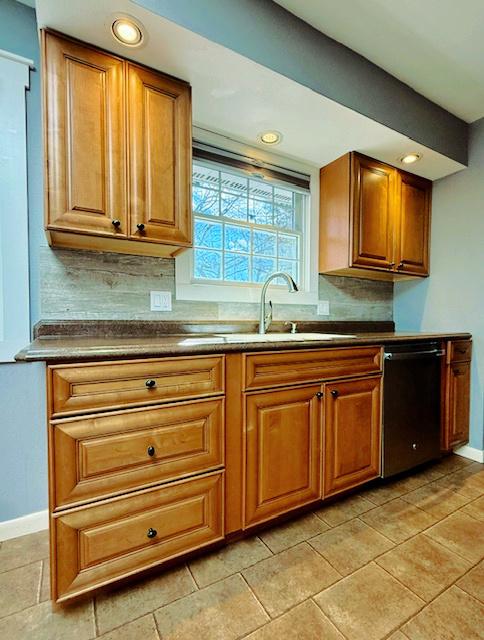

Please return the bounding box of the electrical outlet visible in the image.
[317,300,330,316]
[150,291,172,312]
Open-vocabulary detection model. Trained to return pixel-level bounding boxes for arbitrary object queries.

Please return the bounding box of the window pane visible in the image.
[274,187,295,229]
[193,186,219,216]
[278,259,298,282]
[221,192,248,221]
[249,179,272,200]
[224,253,250,282]
[221,172,247,195]
[194,219,222,249]
[194,249,222,280]
[252,256,276,282]
[249,198,273,225]
[193,164,219,189]
[278,234,298,259]
[225,224,250,253]
[253,230,276,256]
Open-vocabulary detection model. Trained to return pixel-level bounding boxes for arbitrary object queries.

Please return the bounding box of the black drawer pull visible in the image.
[147,527,157,539]
[137,223,145,232]
[111,219,121,228]
[145,379,156,389]
[331,389,339,398]
[147,446,155,457]
[315,391,324,399]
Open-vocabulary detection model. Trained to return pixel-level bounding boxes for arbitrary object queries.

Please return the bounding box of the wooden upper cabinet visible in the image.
[42,30,127,236]
[128,64,191,246]
[319,152,432,280]
[396,171,431,276]
[323,376,381,497]
[351,154,396,271]
[42,30,192,258]
[245,385,322,527]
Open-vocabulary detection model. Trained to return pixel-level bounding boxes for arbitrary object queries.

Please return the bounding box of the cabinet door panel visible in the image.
[245,386,321,527]
[351,154,396,270]
[128,63,192,245]
[43,31,126,235]
[324,376,381,497]
[446,361,471,449]
[396,172,431,275]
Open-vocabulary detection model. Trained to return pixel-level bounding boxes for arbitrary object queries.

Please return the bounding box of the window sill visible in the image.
[175,281,318,306]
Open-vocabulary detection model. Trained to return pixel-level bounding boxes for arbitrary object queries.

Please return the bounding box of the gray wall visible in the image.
[394,118,484,451]
[0,0,46,523]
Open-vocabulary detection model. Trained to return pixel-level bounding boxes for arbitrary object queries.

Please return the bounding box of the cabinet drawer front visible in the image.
[245,347,381,390]
[50,355,224,416]
[52,472,223,602]
[448,340,472,363]
[52,398,224,509]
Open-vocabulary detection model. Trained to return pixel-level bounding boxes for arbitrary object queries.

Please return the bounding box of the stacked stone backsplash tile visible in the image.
[40,247,393,321]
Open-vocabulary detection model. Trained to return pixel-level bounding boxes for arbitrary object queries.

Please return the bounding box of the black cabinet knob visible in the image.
[147,527,157,539]
[397,262,404,269]
[315,391,324,399]
[389,262,395,268]
[147,446,155,457]
[137,223,145,232]
[331,389,339,398]
[145,379,156,388]
[112,219,121,228]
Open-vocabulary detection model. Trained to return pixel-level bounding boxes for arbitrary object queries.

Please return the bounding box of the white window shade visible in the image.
[0,50,32,362]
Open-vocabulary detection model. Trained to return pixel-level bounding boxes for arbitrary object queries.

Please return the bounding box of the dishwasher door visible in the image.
[382,342,443,478]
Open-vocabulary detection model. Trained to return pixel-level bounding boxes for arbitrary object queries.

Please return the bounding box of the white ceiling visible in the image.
[275,0,484,123]
[33,0,465,179]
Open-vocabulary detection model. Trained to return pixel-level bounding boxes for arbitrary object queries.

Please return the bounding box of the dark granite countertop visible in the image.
[15,320,471,363]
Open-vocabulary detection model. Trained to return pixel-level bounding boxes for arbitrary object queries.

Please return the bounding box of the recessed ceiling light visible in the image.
[400,152,422,165]
[111,18,143,46]
[258,130,282,145]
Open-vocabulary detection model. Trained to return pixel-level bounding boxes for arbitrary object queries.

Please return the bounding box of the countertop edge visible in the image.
[15,332,472,363]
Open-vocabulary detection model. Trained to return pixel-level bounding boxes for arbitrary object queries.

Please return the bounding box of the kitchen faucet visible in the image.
[258,272,299,334]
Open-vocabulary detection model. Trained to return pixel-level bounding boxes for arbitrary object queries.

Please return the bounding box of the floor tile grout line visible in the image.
[255,535,275,555]
[36,559,44,605]
[238,572,272,621]
[150,611,162,640]
[0,555,50,577]
[185,561,201,590]
[454,583,484,606]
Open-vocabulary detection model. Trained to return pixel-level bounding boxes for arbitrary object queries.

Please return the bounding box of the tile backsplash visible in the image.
[40,247,393,322]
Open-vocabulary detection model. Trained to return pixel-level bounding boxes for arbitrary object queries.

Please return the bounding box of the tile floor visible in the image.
[0,454,483,640]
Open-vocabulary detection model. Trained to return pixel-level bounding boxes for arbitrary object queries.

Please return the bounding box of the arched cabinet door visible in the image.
[127,63,192,248]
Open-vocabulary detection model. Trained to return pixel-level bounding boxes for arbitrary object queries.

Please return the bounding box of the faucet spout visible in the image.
[258,272,299,334]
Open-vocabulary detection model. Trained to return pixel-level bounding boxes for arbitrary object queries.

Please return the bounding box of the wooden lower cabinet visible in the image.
[52,471,223,602]
[323,376,382,497]
[245,385,322,527]
[443,360,471,450]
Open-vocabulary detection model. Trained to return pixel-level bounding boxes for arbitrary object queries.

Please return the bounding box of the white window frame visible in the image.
[176,132,319,306]
[0,49,32,362]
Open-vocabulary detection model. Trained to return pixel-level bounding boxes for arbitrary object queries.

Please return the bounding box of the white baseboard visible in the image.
[0,509,48,542]
[454,445,484,464]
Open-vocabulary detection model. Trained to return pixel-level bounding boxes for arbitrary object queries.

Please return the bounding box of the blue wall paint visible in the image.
[394,118,484,451]
[0,0,46,522]
[135,0,468,165]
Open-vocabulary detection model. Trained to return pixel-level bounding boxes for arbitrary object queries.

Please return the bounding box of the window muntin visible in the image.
[192,160,308,286]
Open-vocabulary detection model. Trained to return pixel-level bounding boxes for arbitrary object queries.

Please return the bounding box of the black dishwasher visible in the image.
[382,341,444,478]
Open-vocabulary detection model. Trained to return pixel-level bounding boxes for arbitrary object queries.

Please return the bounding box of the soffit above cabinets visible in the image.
[35,0,465,180]
[275,0,484,123]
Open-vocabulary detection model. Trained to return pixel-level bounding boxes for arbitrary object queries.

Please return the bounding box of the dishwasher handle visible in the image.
[384,348,445,361]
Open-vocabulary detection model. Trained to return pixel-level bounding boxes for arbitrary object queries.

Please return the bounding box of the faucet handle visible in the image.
[285,321,298,334]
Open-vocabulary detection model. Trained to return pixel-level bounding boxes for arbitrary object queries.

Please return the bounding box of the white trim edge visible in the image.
[0,48,33,67]
[453,445,484,464]
[0,509,48,542]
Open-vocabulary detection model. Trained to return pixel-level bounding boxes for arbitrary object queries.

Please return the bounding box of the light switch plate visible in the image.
[150,291,172,312]
[317,300,330,316]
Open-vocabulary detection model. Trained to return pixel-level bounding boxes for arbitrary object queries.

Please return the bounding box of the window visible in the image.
[176,137,318,306]
[192,160,307,286]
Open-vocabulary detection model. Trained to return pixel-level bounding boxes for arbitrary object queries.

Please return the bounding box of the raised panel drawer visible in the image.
[52,471,224,602]
[244,346,382,390]
[448,340,472,363]
[49,355,224,416]
[51,398,224,509]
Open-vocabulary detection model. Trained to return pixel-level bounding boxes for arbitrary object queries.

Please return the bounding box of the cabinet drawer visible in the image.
[52,471,224,602]
[50,355,224,416]
[51,398,224,509]
[448,340,472,363]
[244,346,382,390]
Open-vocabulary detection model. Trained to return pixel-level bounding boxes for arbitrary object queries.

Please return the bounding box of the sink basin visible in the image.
[213,332,356,343]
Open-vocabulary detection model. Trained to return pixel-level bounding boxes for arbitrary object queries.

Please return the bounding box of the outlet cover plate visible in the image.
[150,291,172,312]
[317,300,330,316]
